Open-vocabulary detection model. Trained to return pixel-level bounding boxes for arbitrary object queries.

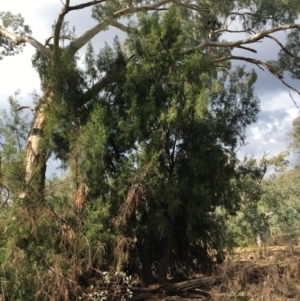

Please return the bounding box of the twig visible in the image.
[289,89,299,108]
[214,55,300,95]
[266,34,300,61]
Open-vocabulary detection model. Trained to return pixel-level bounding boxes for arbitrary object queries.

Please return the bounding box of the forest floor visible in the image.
[132,246,300,301]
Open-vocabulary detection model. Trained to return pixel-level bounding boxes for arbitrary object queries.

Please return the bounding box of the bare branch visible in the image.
[214,55,300,95]
[182,23,300,54]
[229,11,256,16]
[266,34,300,60]
[289,90,299,108]
[237,45,257,54]
[70,0,171,53]
[213,28,253,37]
[53,0,71,58]
[70,21,109,53]
[0,26,52,59]
[81,73,114,105]
[67,0,108,11]
[45,34,74,46]
[114,2,169,15]
[110,20,130,33]
[17,106,35,112]
[170,0,210,12]
[53,0,108,55]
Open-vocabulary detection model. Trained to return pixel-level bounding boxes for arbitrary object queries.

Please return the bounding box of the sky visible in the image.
[0,1,300,176]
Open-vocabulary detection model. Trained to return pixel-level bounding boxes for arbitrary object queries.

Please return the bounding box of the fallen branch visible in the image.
[166,276,225,294]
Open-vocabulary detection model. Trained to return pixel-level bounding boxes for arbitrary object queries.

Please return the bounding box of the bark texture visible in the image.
[20,87,52,198]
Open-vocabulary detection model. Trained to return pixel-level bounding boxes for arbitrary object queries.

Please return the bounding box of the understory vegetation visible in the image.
[1,0,300,300]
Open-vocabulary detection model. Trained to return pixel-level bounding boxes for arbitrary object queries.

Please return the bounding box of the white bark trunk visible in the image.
[24,108,46,184]
[20,87,52,199]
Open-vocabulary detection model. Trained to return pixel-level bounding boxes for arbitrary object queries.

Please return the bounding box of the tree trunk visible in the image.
[136,241,155,285]
[20,86,52,199]
[131,258,149,287]
[159,233,172,283]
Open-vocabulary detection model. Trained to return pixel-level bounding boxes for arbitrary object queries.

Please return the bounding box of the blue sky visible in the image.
[1,1,300,176]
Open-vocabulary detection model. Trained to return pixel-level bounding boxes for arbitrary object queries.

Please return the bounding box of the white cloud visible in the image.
[251,127,263,140]
[287,108,299,119]
[239,90,299,164]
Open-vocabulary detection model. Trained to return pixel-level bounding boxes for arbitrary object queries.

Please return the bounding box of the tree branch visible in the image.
[214,55,300,95]
[110,20,131,33]
[213,28,252,35]
[70,21,109,54]
[52,0,108,55]
[170,0,210,12]
[44,34,74,46]
[80,73,114,105]
[228,11,256,16]
[182,23,300,54]
[237,45,257,54]
[289,90,299,108]
[53,0,70,58]
[17,106,35,112]
[266,34,300,60]
[70,0,171,53]
[67,0,108,11]
[0,26,52,59]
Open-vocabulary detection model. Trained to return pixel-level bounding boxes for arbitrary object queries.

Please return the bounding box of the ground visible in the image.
[135,246,300,301]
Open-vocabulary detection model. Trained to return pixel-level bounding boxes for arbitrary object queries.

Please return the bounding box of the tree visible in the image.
[223,149,300,250]
[289,115,300,153]
[1,1,300,299]
[77,10,259,286]
[0,91,31,202]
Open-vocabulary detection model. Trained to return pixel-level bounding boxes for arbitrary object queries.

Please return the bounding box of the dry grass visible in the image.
[72,245,300,301]
[210,246,300,301]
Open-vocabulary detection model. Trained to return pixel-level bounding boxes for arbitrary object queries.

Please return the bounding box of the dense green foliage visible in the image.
[78,10,259,282]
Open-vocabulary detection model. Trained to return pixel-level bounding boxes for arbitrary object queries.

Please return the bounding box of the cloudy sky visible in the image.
[0,1,300,176]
